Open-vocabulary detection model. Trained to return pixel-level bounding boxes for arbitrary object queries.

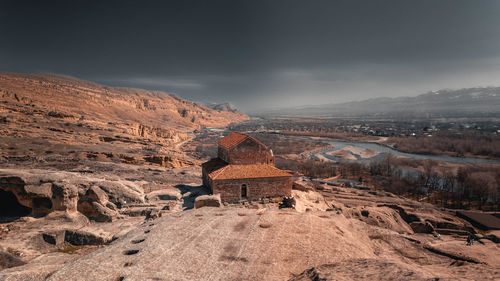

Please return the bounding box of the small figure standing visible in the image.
[466,234,474,246]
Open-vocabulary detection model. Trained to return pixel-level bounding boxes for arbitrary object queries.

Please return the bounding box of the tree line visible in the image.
[389,131,500,159]
[276,154,500,211]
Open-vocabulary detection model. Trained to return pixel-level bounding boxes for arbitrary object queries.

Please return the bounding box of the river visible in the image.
[280,135,500,165]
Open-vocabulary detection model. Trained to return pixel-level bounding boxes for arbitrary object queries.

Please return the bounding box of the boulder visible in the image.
[95,181,145,205]
[43,228,113,246]
[194,194,222,208]
[51,183,78,213]
[64,229,113,246]
[77,201,117,222]
[293,181,308,191]
[77,200,97,218]
[77,185,118,222]
[85,185,109,205]
[90,202,117,222]
[105,202,118,211]
[146,189,182,201]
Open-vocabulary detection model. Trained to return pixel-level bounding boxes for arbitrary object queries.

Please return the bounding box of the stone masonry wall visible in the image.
[227,138,273,165]
[201,167,210,191]
[218,147,229,163]
[211,176,292,202]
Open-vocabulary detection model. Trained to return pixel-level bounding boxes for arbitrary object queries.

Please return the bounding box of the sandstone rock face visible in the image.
[77,185,118,222]
[0,252,81,281]
[85,186,109,205]
[292,181,310,191]
[0,174,79,217]
[410,221,435,234]
[0,73,249,131]
[484,231,500,243]
[64,229,113,246]
[51,183,78,213]
[377,204,421,224]
[290,259,427,281]
[145,189,182,202]
[119,206,161,217]
[0,251,26,270]
[144,155,194,168]
[0,169,147,221]
[42,231,66,246]
[194,194,221,208]
[77,201,117,222]
[42,228,115,247]
[25,183,52,198]
[45,208,500,281]
[93,181,145,206]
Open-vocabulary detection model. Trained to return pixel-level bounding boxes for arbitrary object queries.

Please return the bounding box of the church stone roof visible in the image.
[217,132,249,149]
[201,158,228,174]
[218,132,266,150]
[208,164,291,180]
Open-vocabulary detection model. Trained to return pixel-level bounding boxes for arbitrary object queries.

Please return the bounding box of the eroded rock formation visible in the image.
[0,169,149,221]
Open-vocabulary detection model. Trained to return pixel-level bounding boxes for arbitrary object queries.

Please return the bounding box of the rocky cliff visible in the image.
[0,73,248,171]
[0,73,248,130]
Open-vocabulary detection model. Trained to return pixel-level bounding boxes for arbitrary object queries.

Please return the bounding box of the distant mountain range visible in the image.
[258,87,500,118]
[206,102,239,113]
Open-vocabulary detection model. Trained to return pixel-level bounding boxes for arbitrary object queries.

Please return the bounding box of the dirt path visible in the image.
[174,134,195,151]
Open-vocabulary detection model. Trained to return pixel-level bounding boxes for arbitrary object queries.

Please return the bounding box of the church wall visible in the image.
[211,176,292,202]
[218,146,229,163]
[227,138,273,165]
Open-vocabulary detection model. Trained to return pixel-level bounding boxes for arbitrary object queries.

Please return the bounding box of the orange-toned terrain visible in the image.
[0,73,248,169]
[0,74,499,281]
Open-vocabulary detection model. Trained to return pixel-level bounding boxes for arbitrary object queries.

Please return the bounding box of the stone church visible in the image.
[202,132,292,202]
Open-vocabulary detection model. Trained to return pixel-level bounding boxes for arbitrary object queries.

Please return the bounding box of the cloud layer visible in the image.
[2,0,500,112]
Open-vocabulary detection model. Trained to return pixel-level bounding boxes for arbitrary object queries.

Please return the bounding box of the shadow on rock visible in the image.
[174,184,208,210]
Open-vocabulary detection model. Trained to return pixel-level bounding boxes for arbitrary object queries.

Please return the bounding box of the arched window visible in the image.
[241,184,247,198]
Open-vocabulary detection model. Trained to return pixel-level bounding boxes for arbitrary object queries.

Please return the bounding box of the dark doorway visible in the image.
[0,190,32,222]
[241,184,247,198]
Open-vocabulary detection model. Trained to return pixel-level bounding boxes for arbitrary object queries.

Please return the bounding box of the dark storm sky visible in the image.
[2,0,500,112]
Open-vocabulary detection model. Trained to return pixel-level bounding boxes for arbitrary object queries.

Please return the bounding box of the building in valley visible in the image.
[202,132,292,202]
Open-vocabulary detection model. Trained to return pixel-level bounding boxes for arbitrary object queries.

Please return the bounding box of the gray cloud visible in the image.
[104,77,206,91]
[1,0,500,112]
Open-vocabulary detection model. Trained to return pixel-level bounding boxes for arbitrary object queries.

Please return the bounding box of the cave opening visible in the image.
[32,198,53,217]
[0,190,32,222]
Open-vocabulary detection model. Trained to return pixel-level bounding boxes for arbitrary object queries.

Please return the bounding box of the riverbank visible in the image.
[278,133,500,165]
[278,131,500,161]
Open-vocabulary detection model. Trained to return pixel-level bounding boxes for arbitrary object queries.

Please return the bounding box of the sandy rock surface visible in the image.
[1,74,499,280]
[46,206,500,281]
